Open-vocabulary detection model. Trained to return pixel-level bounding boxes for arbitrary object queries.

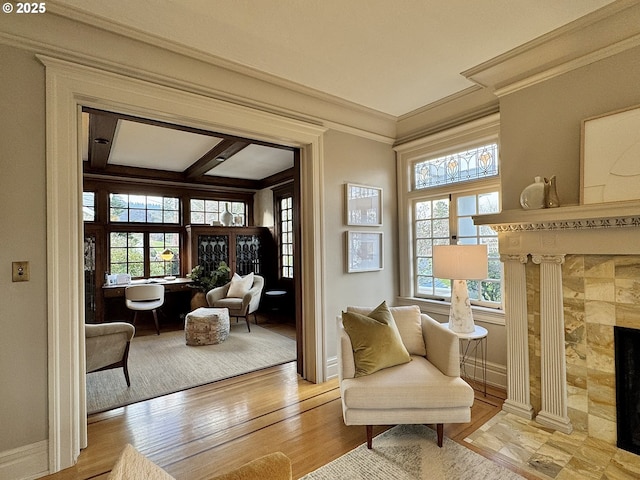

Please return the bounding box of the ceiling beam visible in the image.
[88,113,118,169]
[184,139,250,179]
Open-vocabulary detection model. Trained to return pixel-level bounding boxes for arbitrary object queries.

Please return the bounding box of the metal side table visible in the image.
[445,323,488,396]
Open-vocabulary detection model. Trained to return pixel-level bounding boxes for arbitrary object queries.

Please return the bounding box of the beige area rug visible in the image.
[86,322,296,414]
[300,424,526,480]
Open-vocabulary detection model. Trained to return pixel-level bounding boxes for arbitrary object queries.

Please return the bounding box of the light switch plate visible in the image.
[12,261,30,282]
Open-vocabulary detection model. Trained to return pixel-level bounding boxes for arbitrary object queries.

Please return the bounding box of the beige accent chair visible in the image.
[338,305,475,448]
[86,322,135,387]
[125,284,165,335]
[206,274,264,332]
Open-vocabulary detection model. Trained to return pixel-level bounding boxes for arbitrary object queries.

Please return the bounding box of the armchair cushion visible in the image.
[227,272,254,298]
[342,301,411,377]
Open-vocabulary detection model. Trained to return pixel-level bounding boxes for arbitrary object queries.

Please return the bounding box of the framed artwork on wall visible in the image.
[346,231,383,273]
[581,103,640,205]
[345,183,382,226]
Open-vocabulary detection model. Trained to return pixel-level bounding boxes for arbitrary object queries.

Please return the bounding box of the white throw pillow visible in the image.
[227,272,254,298]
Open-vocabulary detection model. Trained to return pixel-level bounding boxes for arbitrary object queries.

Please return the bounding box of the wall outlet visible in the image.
[12,261,30,282]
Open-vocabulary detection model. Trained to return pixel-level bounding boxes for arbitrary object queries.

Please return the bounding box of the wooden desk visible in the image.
[102,277,193,297]
[101,278,194,326]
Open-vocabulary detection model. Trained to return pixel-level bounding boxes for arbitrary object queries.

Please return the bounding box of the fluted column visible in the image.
[501,254,534,419]
[532,254,573,434]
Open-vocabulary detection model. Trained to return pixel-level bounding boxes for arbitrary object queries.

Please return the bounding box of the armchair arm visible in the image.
[206,284,229,306]
[337,315,356,381]
[421,314,460,377]
[243,284,262,315]
[85,322,135,341]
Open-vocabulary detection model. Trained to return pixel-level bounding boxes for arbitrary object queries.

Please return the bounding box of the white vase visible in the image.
[520,176,546,210]
[220,204,233,226]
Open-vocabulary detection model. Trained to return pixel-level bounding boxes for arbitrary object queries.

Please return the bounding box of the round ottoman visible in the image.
[184,307,230,346]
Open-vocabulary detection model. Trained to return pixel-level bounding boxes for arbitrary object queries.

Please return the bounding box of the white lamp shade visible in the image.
[433,244,488,280]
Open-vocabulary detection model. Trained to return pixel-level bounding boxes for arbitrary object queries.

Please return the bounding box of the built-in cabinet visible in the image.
[185,225,276,283]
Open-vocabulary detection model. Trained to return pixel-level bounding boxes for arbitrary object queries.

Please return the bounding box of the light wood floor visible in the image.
[42,320,538,480]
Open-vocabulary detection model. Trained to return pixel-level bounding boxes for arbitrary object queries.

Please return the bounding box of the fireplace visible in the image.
[615,326,640,456]
[475,201,640,448]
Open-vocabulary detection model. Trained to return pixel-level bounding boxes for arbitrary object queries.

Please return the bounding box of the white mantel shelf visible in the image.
[474,201,640,232]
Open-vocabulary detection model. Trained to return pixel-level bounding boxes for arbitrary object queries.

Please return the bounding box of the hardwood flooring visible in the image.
[41,319,538,480]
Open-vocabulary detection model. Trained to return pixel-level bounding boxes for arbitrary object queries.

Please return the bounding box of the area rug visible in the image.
[300,424,526,480]
[86,322,296,414]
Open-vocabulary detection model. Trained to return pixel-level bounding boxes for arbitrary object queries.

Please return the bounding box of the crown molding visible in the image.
[2,3,396,143]
[462,0,640,97]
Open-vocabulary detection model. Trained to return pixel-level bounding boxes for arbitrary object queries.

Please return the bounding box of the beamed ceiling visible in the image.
[82,108,296,191]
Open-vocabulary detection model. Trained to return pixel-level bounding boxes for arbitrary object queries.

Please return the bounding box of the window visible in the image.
[190,199,246,226]
[109,231,180,278]
[110,193,179,223]
[395,114,503,311]
[83,191,95,221]
[110,232,144,277]
[149,232,180,276]
[279,196,294,278]
[413,189,501,306]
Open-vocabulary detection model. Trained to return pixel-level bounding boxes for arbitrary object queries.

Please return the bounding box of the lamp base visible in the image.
[448,279,475,334]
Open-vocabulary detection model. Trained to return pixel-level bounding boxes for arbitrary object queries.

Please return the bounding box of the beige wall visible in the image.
[0,45,48,451]
[500,45,640,211]
[322,130,397,362]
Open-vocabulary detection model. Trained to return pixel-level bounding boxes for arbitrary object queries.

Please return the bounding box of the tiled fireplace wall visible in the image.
[525,254,640,445]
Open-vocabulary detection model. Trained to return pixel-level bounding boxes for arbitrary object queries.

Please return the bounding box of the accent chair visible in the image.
[85,322,135,387]
[206,273,264,332]
[338,304,475,448]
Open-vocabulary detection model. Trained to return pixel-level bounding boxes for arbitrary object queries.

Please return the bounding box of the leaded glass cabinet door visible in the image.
[236,234,261,275]
[197,234,229,276]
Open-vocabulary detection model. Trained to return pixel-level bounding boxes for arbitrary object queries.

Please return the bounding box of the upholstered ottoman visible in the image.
[184,307,230,346]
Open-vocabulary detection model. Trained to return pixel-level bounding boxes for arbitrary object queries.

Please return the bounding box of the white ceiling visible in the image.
[73,0,615,181]
[56,0,614,116]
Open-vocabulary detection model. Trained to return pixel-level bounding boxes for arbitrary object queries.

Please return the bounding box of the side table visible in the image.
[445,323,488,396]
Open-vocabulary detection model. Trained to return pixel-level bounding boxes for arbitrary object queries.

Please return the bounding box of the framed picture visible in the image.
[346,231,383,273]
[581,104,640,205]
[345,183,382,226]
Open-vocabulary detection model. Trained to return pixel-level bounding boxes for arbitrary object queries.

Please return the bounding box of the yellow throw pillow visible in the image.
[227,272,254,298]
[342,301,411,377]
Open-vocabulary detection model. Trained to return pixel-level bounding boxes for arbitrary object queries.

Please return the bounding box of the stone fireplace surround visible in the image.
[475,201,640,449]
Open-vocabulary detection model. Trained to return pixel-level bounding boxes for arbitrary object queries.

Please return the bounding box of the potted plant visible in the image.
[187,262,231,309]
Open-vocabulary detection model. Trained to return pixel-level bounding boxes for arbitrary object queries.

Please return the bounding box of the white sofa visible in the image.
[338,305,475,448]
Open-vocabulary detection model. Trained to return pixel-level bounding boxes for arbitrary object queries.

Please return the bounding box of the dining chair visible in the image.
[125,284,165,335]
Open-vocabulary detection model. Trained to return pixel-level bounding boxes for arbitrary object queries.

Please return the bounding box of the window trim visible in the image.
[394,114,504,321]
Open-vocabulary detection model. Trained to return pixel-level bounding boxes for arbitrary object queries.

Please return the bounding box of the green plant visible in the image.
[188,262,231,291]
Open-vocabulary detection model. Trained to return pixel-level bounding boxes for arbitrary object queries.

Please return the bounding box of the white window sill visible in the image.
[395,296,506,326]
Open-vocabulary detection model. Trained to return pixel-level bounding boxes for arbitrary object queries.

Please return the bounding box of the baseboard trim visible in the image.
[0,440,49,480]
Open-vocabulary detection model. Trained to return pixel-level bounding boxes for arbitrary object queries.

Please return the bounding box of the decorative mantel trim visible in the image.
[474,201,640,233]
[489,216,640,233]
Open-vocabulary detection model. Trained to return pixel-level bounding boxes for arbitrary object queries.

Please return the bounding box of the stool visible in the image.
[184,307,230,346]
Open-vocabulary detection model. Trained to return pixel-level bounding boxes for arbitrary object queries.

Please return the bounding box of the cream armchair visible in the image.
[206,274,264,332]
[338,305,474,448]
[85,322,135,387]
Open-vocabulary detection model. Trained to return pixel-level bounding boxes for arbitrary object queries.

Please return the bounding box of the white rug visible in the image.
[86,322,296,414]
[300,424,526,480]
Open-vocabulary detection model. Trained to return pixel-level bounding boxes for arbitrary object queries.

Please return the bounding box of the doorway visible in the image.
[43,56,326,472]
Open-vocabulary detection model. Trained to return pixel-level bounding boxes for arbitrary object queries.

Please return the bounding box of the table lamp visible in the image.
[160,249,176,280]
[433,244,488,334]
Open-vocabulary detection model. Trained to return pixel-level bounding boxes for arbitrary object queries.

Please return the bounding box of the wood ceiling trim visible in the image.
[184,139,250,179]
[88,113,118,169]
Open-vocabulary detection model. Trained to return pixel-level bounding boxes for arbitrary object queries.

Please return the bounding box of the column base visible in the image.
[502,400,534,419]
[535,411,573,434]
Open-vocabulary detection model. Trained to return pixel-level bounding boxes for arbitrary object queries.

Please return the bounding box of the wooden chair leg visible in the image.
[245,315,251,332]
[122,342,131,387]
[366,425,373,449]
[436,423,443,447]
[152,309,160,335]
